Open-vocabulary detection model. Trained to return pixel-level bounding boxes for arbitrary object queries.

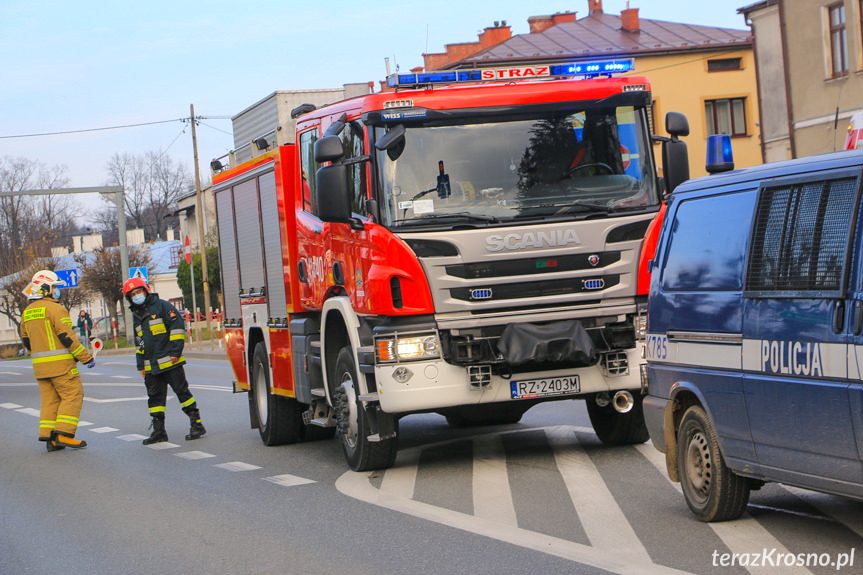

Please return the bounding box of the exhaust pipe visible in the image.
[613,390,635,413]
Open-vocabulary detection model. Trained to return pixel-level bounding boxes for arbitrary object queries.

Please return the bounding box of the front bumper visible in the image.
[373,347,643,414]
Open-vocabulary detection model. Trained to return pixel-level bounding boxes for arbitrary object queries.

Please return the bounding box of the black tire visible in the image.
[333,346,397,471]
[586,393,650,446]
[677,405,750,522]
[443,404,528,428]
[251,343,302,446]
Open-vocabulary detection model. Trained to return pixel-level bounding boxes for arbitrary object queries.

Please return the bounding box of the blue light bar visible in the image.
[705,134,734,174]
[387,70,483,88]
[550,59,635,76]
[387,58,635,88]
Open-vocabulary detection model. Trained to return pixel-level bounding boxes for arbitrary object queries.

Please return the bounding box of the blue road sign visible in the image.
[129,267,149,282]
[55,269,79,288]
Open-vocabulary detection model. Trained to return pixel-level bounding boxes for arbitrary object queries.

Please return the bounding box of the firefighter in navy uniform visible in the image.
[20,270,95,451]
[123,277,205,445]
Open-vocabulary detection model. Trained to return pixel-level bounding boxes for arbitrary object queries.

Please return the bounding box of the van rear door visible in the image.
[742,170,863,495]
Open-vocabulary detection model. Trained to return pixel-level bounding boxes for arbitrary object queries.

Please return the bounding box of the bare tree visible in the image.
[105,151,191,242]
[78,246,152,333]
[0,156,81,276]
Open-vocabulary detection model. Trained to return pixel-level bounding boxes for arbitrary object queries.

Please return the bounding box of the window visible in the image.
[661,191,757,292]
[707,57,742,72]
[829,3,848,77]
[745,173,859,295]
[339,120,368,216]
[299,129,319,215]
[705,98,747,137]
[170,245,181,268]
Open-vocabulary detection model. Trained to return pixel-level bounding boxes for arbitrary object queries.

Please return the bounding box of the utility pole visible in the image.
[190,104,212,345]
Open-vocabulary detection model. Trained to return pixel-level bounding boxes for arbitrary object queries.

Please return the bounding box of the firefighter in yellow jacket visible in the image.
[20,270,95,451]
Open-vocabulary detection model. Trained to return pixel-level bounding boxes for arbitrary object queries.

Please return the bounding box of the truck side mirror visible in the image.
[317,164,363,229]
[666,112,689,138]
[661,112,690,196]
[314,135,344,163]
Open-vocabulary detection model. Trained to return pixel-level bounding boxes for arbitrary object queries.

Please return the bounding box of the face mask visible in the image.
[52,287,61,299]
[131,293,147,305]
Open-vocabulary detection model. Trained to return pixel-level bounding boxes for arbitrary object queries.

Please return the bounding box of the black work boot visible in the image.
[185,409,206,440]
[51,430,86,449]
[43,433,66,452]
[142,416,168,445]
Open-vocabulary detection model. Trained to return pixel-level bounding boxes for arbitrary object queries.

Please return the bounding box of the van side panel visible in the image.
[741,170,863,495]
[647,189,759,466]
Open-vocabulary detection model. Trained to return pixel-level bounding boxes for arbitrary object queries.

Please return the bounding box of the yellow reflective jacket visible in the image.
[20,297,94,379]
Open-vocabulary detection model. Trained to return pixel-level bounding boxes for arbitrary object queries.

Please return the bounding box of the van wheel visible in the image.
[586,394,649,445]
[677,405,749,522]
[251,343,302,445]
[333,346,397,471]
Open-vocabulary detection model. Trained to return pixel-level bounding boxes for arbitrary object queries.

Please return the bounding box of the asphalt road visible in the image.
[1,352,861,575]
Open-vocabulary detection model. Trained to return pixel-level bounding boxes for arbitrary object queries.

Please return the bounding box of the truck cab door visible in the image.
[742,172,862,494]
[296,128,329,310]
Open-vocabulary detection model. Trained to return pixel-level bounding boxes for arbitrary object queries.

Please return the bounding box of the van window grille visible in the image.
[745,176,858,294]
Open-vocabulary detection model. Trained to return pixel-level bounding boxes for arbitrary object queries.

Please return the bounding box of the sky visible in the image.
[0,0,751,221]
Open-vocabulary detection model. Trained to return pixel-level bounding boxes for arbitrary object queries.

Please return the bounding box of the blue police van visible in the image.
[644,148,863,522]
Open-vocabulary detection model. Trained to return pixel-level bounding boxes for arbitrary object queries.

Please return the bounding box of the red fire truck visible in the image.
[213,60,690,471]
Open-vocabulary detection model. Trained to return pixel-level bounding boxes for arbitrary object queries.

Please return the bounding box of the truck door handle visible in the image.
[853,301,863,336]
[833,300,845,334]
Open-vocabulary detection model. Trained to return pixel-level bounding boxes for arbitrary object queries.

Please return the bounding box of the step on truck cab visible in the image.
[645,147,863,521]
[214,59,691,471]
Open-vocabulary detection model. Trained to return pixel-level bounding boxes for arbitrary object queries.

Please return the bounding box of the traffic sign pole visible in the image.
[188,241,197,345]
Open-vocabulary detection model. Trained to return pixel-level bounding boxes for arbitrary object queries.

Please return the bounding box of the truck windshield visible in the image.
[375,106,658,228]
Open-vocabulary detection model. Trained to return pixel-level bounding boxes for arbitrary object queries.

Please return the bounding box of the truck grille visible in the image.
[451,275,620,302]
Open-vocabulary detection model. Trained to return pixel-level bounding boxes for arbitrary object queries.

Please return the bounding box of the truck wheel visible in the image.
[443,404,527,427]
[677,405,749,522]
[251,343,302,446]
[333,346,397,471]
[586,393,649,446]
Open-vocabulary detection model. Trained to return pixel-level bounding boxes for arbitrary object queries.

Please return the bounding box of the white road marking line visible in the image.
[336,436,695,575]
[78,420,93,427]
[214,461,262,472]
[780,484,863,539]
[117,434,149,442]
[112,375,133,380]
[548,426,652,563]
[188,385,233,392]
[175,451,216,460]
[380,448,420,499]
[0,402,22,409]
[16,408,40,417]
[83,397,148,403]
[89,427,120,433]
[0,371,24,375]
[263,474,316,487]
[634,443,816,575]
[82,383,146,387]
[147,442,180,450]
[473,433,518,526]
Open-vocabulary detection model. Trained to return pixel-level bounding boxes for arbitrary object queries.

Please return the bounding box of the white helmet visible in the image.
[31,270,65,297]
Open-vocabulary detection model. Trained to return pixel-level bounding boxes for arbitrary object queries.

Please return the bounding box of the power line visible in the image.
[0,116,231,140]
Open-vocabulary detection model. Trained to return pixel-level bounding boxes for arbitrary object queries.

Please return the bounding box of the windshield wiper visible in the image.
[392,212,499,226]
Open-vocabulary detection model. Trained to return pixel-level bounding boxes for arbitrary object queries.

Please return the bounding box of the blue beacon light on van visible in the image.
[706,134,735,174]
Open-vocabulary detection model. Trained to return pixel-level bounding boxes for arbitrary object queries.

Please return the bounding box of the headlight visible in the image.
[635,303,648,341]
[376,333,440,363]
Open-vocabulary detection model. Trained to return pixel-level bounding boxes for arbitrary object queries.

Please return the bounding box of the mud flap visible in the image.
[497,320,595,365]
[365,404,396,442]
